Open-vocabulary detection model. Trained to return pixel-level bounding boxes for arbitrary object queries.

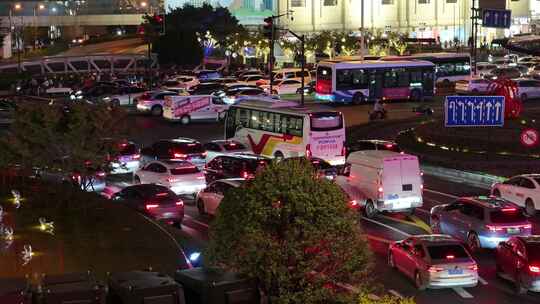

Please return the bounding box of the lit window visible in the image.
[324,0,338,6]
[382,0,394,4]
[291,0,305,7]
[418,0,430,3]
[446,0,457,3]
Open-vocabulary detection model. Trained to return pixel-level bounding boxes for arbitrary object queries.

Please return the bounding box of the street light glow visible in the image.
[140,1,148,7]
[14,3,22,10]
[51,7,57,12]
[38,4,46,10]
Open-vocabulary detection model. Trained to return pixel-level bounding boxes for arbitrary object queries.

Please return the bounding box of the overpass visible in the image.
[0,14,144,27]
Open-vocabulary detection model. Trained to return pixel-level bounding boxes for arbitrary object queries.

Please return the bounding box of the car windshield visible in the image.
[427,244,469,260]
[223,142,246,151]
[170,167,200,175]
[490,210,527,223]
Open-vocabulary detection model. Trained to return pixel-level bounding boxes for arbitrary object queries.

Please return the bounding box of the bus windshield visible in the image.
[310,112,343,132]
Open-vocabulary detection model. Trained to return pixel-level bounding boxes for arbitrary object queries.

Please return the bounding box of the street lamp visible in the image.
[34,4,46,49]
[11,3,24,73]
[140,1,148,7]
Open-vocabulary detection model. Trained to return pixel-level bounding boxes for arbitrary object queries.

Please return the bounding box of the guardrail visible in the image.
[0,53,158,75]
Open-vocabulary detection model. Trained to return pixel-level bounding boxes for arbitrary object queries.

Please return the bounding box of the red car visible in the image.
[496,235,540,294]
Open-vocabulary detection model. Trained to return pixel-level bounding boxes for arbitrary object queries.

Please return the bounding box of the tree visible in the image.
[206,159,373,303]
[358,293,416,304]
[0,101,127,191]
[388,33,408,56]
[151,4,246,66]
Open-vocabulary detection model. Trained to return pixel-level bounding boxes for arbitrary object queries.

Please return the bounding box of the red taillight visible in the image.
[428,266,444,273]
[486,225,503,232]
[468,264,478,271]
[420,184,424,190]
[349,200,358,208]
[306,144,312,158]
[132,154,140,160]
[176,201,184,206]
[502,208,517,212]
[156,192,168,197]
[385,144,394,148]
[341,143,346,156]
[446,255,455,259]
[173,153,187,159]
[96,172,106,178]
[523,223,532,229]
[145,204,159,210]
[529,265,540,273]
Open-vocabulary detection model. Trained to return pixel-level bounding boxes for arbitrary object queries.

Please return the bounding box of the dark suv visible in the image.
[140,138,206,169]
[204,154,271,183]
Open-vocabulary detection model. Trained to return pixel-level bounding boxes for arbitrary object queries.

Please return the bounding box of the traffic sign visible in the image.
[520,128,539,148]
[445,96,505,127]
[482,9,511,28]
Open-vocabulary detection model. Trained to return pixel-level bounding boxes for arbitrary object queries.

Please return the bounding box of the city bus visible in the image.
[315,60,435,104]
[382,53,471,83]
[224,98,346,166]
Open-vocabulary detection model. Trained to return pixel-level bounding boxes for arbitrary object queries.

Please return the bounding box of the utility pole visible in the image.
[471,0,479,75]
[288,30,305,106]
[360,0,364,60]
[264,11,293,96]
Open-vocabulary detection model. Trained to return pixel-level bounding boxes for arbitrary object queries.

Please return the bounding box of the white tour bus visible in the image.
[224,98,346,166]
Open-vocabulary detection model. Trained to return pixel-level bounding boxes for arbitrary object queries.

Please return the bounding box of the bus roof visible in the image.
[233,98,338,115]
[318,59,434,69]
[382,52,470,60]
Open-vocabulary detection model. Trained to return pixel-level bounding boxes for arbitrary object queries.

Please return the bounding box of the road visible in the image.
[59,38,146,56]
[104,100,540,304]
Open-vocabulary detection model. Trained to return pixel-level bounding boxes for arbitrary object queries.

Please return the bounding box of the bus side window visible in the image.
[274,113,282,133]
[238,109,249,128]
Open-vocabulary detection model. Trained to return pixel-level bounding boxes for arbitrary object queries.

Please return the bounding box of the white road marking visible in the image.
[424,188,459,199]
[452,287,474,298]
[388,289,403,299]
[478,276,488,285]
[361,217,411,237]
[184,215,209,229]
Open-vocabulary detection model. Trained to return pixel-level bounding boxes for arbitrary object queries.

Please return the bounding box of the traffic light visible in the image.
[263,17,273,40]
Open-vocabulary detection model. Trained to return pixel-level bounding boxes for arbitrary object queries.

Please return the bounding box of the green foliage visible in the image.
[358,293,416,304]
[0,101,127,177]
[206,159,373,304]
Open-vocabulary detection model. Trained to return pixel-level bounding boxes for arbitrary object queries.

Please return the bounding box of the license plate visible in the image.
[448,268,463,275]
[507,228,520,234]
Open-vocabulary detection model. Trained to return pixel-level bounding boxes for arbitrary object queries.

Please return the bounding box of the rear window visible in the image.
[526,243,540,261]
[317,67,332,80]
[427,244,469,260]
[490,210,527,223]
[380,143,401,152]
[170,167,200,175]
[223,142,246,151]
[174,143,205,154]
[310,112,343,131]
[119,144,138,155]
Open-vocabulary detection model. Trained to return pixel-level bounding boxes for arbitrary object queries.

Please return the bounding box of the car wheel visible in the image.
[274,151,284,161]
[515,274,527,295]
[364,200,377,218]
[352,93,364,105]
[493,189,501,197]
[134,176,141,184]
[388,251,396,268]
[112,99,120,106]
[467,232,481,253]
[151,105,163,116]
[197,199,206,216]
[521,93,528,102]
[430,215,441,234]
[414,271,426,291]
[525,199,536,216]
[180,115,191,125]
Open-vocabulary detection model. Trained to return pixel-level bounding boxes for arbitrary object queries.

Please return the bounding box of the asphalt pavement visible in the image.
[103,101,540,304]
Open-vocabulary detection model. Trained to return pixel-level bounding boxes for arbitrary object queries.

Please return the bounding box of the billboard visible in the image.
[164,0,274,24]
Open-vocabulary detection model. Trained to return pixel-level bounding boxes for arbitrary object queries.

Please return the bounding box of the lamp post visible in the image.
[33,4,46,49]
[12,3,23,73]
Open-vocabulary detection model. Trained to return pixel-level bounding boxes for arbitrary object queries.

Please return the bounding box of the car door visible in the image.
[153,163,169,186]
[438,202,462,236]
[400,239,418,278]
[281,80,301,94]
[515,177,536,207]
[497,239,514,275]
[393,239,412,275]
[138,163,158,183]
[452,202,477,240]
[206,181,225,215]
[500,177,521,203]
[205,157,223,183]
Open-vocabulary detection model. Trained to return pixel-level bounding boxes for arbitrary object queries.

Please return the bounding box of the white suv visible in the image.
[134,160,206,195]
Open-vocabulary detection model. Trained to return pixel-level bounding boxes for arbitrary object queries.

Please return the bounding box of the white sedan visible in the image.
[455,78,491,95]
[261,79,303,95]
[203,140,251,162]
[492,174,540,215]
[515,78,540,102]
[195,178,244,215]
[134,160,206,195]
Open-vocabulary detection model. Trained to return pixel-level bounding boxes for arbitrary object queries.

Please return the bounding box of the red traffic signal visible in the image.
[154,14,164,23]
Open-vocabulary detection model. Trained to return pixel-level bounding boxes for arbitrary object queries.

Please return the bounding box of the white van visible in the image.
[273,68,311,82]
[162,95,230,125]
[336,150,423,218]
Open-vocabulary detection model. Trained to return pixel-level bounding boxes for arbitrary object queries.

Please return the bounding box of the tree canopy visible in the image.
[206,159,373,303]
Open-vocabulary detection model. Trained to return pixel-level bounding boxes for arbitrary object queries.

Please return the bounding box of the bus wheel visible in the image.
[364,200,377,218]
[352,93,364,105]
[151,105,163,116]
[410,90,423,102]
[180,115,191,125]
[274,151,284,161]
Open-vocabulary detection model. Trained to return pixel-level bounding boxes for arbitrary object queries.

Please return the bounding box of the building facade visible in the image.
[276,0,540,44]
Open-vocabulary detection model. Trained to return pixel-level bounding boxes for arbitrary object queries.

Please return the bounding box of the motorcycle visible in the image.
[369,109,387,121]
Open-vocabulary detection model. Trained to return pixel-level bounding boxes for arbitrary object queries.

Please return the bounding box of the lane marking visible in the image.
[378,214,432,234]
[388,289,403,299]
[452,287,473,299]
[361,217,411,237]
[409,215,432,233]
[478,276,488,285]
[424,188,459,199]
[184,214,209,229]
